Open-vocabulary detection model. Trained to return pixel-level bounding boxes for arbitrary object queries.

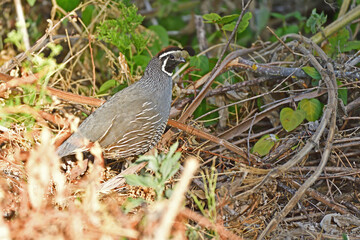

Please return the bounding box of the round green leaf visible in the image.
[280,107,305,132]
[252,134,279,156]
[299,98,322,122]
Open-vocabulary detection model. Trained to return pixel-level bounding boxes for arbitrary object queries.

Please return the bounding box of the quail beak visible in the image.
[178,57,186,63]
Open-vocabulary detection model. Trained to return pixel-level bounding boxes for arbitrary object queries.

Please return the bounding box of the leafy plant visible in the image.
[203,12,252,34]
[270,11,305,41]
[5,23,25,51]
[306,9,327,34]
[0,44,62,129]
[97,1,147,57]
[324,28,360,57]
[27,0,36,6]
[124,142,181,200]
[279,98,323,133]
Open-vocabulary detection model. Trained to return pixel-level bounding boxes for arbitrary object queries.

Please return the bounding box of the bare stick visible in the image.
[14,0,30,50]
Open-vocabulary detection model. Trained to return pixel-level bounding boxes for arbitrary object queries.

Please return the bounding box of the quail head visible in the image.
[57,46,194,159]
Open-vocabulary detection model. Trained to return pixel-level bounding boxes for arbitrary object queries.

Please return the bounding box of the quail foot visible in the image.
[57,46,194,159]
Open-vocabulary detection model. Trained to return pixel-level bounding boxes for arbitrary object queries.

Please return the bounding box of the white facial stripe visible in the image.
[161,57,173,76]
[158,50,179,59]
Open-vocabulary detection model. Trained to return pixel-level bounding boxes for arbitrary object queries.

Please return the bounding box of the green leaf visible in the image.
[121,197,145,214]
[149,25,169,49]
[56,0,80,12]
[306,9,327,34]
[252,134,278,156]
[97,79,119,95]
[337,80,348,105]
[27,0,36,6]
[160,142,180,180]
[82,5,95,26]
[280,107,306,132]
[286,11,305,21]
[133,55,151,70]
[22,85,37,106]
[146,155,160,172]
[271,12,286,21]
[342,41,360,52]
[189,55,209,74]
[168,141,179,157]
[255,6,270,33]
[238,12,252,33]
[218,14,239,24]
[203,13,221,23]
[323,28,359,57]
[302,66,321,80]
[160,152,180,181]
[222,22,236,32]
[125,174,156,188]
[299,98,322,121]
[224,12,252,33]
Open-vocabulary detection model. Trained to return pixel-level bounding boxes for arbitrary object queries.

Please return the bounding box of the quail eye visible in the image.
[169,54,174,60]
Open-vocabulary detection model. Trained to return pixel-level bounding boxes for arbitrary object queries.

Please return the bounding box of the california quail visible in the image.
[57,46,194,159]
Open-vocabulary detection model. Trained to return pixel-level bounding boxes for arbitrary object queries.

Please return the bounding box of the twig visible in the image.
[168,119,253,161]
[195,15,208,55]
[0,74,38,97]
[88,34,97,96]
[233,57,360,80]
[338,0,351,17]
[346,96,360,113]
[266,26,297,57]
[216,89,326,142]
[290,180,349,215]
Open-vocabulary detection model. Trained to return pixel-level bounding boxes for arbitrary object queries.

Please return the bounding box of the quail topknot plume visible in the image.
[57,46,195,159]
